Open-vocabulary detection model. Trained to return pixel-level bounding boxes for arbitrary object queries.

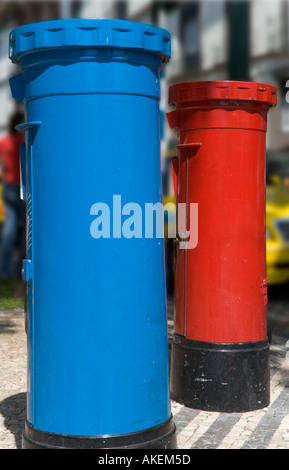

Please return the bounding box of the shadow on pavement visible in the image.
[0,392,26,449]
[0,314,22,335]
[0,287,287,450]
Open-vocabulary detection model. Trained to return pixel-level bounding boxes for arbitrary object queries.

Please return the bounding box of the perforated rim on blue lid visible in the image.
[9,18,171,63]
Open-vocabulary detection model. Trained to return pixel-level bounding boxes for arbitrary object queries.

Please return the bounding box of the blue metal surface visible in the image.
[9,19,171,437]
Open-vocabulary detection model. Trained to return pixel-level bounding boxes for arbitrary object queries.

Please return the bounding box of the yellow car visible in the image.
[266,150,289,285]
[266,183,289,285]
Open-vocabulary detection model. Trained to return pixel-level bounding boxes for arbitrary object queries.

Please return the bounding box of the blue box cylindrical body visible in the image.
[9,19,175,448]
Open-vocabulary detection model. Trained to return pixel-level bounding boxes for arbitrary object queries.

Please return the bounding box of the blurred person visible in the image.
[0,110,25,280]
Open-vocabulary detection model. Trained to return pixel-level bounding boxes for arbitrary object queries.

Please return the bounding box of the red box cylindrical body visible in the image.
[167,81,277,412]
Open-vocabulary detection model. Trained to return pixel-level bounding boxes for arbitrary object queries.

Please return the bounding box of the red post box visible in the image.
[167,80,277,412]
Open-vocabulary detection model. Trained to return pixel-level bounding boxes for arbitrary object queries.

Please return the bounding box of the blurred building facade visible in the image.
[97,0,288,155]
[78,1,289,198]
[0,0,80,137]
[0,0,289,154]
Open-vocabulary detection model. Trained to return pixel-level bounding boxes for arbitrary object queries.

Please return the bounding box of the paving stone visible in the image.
[1,294,289,449]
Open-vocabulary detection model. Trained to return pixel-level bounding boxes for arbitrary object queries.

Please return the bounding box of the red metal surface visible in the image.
[167,80,277,343]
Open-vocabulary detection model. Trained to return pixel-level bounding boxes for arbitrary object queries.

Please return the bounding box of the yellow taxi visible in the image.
[266,150,289,285]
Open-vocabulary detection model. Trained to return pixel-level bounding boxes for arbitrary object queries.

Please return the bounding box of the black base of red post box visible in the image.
[170,335,270,413]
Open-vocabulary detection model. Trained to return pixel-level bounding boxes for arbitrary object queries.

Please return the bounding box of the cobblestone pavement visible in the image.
[1,286,289,449]
[0,308,26,449]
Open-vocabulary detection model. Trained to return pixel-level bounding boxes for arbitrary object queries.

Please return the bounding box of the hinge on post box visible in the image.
[176,231,190,249]
[22,259,32,281]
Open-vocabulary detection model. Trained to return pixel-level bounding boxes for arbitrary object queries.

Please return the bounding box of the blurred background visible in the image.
[0,0,289,308]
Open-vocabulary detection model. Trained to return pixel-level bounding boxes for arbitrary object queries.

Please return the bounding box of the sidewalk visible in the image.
[1,294,289,449]
[167,295,289,449]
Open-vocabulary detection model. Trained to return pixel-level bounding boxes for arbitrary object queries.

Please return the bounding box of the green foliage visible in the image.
[0,279,25,310]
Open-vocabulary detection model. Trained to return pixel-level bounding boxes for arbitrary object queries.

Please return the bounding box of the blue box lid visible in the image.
[9,18,171,63]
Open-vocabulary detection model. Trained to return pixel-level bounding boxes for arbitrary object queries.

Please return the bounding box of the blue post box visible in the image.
[9,18,176,449]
